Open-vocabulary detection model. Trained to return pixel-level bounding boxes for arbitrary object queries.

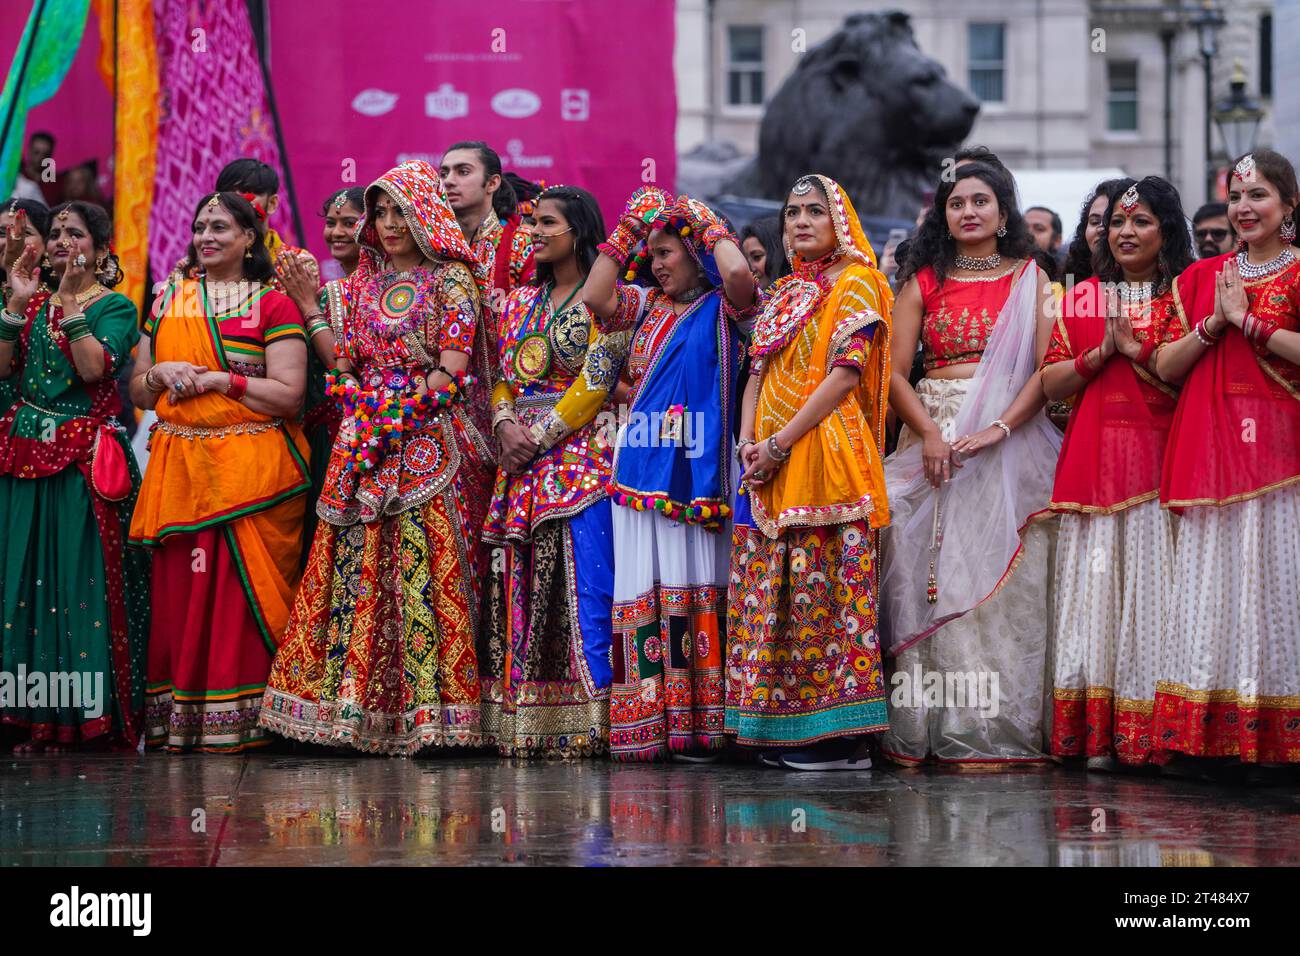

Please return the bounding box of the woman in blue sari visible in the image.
[583,187,759,762]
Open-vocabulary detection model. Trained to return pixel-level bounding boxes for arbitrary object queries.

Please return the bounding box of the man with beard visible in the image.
[1191,201,1236,258]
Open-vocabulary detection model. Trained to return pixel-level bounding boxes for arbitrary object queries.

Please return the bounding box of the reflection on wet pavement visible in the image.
[1,755,1296,866]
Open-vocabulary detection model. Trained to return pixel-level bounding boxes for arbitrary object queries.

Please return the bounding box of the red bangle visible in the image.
[1134,338,1157,368]
[1073,349,1101,380]
[226,372,248,401]
[1242,312,1279,348]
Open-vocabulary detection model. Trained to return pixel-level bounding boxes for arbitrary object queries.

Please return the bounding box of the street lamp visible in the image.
[1189,0,1226,198]
[1214,62,1265,163]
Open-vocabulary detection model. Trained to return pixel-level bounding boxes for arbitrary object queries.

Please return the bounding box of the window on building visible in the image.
[1107,60,1139,132]
[727,25,764,107]
[1260,13,1272,98]
[968,23,1006,103]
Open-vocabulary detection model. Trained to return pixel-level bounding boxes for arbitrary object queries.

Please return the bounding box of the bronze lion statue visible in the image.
[724,11,980,219]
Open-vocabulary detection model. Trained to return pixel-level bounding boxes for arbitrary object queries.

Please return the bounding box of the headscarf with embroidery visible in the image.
[354,159,490,302]
[751,173,892,358]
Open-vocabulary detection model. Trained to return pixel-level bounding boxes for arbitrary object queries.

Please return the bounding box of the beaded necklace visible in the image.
[1236,247,1296,281]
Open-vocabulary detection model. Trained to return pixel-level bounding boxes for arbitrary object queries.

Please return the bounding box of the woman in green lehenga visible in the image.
[0,201,149,752]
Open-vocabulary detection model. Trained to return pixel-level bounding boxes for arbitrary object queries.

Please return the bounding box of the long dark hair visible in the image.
[898,162,1033,284]
[445,140,517,221]
[531,185,605,286]
[740,214,791,285]
[181,192,273,282]
[47,200,123,289]
[1091,176,1194,295]
[1062,178,1127,282]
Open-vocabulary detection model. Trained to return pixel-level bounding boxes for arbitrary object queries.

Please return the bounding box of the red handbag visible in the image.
[88,422,132,502]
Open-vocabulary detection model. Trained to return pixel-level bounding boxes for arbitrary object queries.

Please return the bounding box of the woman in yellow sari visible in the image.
[128,193,309,753]
[727,174,894,771]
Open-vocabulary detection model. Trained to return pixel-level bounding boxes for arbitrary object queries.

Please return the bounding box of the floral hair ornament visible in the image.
[1119,184,1141,212]
[1234,153,1256,183]
[240,192,268,221]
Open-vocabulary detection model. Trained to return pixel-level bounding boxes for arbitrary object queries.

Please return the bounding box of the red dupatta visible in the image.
[1049,277,1179,513]
[1161,253,1300,509]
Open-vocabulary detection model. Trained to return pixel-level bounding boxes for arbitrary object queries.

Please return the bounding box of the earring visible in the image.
[1281,215,1296,244]
[40,253,49,268]
[95,256,106,270]
[996,224,1008,238]
[244,245,253,259]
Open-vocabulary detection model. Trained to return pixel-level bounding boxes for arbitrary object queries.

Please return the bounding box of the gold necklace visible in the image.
[52,282,110,311]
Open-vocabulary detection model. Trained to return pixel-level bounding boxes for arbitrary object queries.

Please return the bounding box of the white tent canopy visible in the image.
[1010,167,1129,244]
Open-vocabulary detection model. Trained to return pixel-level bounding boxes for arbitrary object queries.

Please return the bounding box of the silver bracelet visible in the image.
[767,435,791,462]
[991,419,1011,439]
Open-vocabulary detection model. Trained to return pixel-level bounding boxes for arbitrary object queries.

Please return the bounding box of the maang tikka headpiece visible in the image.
[1119,184,1140,212]
[1235,154,1256,182]
[792,177,815,196]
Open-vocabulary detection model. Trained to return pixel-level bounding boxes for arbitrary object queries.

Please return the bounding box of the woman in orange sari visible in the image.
[1153,150,1300,774]
[727,175,893,771]
[128,193,309,753]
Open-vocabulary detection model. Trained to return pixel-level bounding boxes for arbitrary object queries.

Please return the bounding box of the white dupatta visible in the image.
[880,261,1061,655]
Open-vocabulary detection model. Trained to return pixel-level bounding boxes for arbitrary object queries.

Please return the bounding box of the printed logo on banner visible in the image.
[502,139,555,170]
[561,88,590,121]
[426,83,469,120]
[492,88,541,119]
[352,89,399,116]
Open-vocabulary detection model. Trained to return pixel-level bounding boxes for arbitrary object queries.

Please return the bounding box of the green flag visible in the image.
[0,0,92,198]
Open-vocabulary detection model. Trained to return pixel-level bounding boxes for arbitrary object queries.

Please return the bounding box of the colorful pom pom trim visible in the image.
[325,367,475,473]
[605,482,732,528]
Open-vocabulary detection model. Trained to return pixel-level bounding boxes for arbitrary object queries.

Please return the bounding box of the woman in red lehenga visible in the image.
[1152,150,1300,778]
[259,160,497,755]
[1040,177,1194,770]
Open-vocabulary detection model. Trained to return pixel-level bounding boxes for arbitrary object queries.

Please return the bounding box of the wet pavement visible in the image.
[1,753,1297,866]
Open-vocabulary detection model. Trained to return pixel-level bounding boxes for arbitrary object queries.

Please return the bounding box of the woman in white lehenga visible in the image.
[1040,177,1194,771]
[879,161,1061,768]
[582,186,758,763]
[1151,150,1300,779]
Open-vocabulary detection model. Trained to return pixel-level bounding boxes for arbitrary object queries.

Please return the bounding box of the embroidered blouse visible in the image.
[916,264,1017,372]
[483,283,631,541]
[318,260,484,524]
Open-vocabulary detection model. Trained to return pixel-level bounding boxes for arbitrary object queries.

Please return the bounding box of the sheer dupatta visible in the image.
[880,261,1061,656]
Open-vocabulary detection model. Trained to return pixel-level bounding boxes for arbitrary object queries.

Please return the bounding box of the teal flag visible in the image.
[0,0,91,198]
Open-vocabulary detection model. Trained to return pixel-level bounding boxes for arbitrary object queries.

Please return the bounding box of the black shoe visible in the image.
[779,737,872,772]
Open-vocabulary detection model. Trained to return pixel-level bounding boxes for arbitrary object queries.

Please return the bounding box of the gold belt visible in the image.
[153,418,282,440]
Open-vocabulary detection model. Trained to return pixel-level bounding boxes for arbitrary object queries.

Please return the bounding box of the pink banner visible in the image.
[148,0,298,284]
[267,0,677,276]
